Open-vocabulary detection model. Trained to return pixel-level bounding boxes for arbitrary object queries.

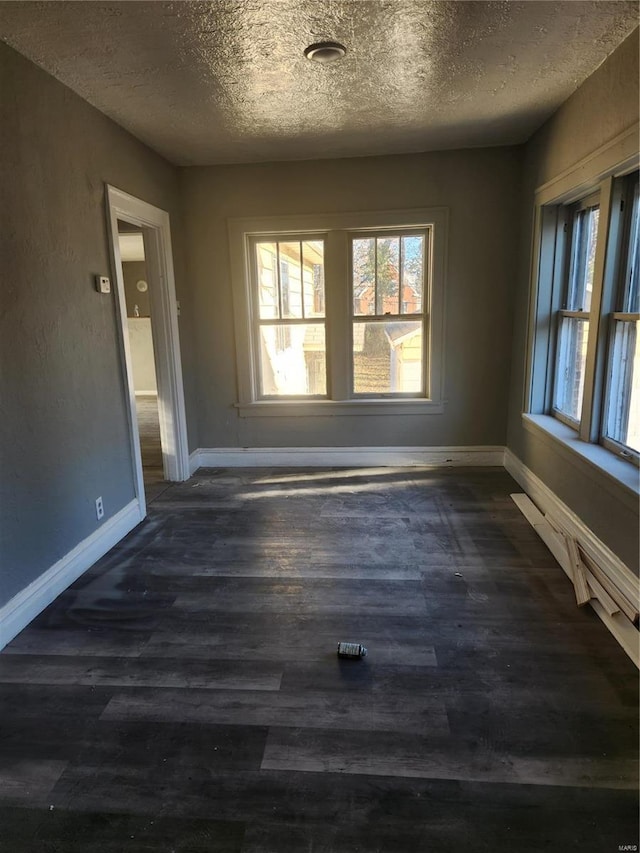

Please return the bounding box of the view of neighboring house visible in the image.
[352,234,425,394]
[255,239,326,395]
[253,233,429,396]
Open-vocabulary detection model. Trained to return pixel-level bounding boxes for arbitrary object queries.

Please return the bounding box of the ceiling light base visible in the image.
[304,41,347,64]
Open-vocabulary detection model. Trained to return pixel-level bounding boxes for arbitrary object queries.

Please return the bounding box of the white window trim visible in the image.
[523,122,640,488]
[550,188,605,433]
[228,207,448,417]
[249,232,329,401]
[349,227,429,399]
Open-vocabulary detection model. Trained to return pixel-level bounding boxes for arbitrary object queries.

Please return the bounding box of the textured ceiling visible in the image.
[0,1,637,166]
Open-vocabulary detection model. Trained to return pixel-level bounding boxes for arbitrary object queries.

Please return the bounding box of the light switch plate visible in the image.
[95,275,111,293]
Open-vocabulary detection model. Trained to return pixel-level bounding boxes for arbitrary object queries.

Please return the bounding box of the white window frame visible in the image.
[524,126,640,484]
[349,228,430,399]
[249,233,328,400]
[229,208,447,417]
[550,189,601,431]
[601,171,640,464]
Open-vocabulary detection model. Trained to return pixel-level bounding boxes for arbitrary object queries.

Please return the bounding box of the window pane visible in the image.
[553,316,589,421]
[623,182,639,313]
[376,237,400,315]
[567,207,599,311]
[604,319,639,453]
[401,235,424,314]
[353,238,375,316]
[259,323,326,396]
[302,240,325,318]
[353,321,422,394]
[278,241,303,319]
[256,242,278,319]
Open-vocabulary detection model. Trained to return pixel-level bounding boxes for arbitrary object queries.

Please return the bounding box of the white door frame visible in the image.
[106,185,190,517]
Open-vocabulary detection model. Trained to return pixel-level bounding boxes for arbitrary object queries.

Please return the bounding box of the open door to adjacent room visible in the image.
[116,220,166,500]
[106,186,189,519]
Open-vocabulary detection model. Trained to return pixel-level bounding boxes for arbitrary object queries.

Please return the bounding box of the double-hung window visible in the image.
[529,164,639,469]
[552,194,600,424]
[602,173,640,457]
[351,232,427,396]
[251,237,327,397]
[230,208,446,415]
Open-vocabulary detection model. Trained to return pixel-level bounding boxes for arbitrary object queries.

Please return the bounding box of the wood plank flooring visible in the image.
[0,467,637,852]
[135,394,169,502]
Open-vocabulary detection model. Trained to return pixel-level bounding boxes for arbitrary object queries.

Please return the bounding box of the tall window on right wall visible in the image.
[553,194,600,424]
[602,172,640,457]
[540,168,639,467]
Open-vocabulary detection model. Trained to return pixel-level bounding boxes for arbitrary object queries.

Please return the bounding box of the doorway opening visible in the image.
[117,221,165,500]
[106,186,189,521]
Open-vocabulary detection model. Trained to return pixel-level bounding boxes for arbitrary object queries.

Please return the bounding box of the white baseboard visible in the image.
[505,448,639,665]
[189,446,506,471]
[0,499,143,651]
[134,390,158,397]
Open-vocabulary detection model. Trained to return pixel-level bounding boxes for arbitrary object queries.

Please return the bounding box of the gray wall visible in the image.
[0,43,196,608]
[506,30,640,573]
[181,147,522,449]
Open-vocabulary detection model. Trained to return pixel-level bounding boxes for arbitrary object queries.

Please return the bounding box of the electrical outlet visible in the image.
[95,496,104,520]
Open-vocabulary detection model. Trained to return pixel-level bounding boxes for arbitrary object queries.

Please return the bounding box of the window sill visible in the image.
[521,414,639,504]
[236,399,446,418]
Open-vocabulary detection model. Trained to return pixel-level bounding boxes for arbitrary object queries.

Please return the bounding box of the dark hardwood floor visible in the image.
[1,467,637,852]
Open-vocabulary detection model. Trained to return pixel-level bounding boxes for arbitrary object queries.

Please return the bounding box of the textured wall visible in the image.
[524,28,640,189]
[181,146,522,449]
[0,43,193,608]
[506,29,640,572]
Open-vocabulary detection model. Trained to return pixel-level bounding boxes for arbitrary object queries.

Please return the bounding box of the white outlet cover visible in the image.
[95,275,111,293]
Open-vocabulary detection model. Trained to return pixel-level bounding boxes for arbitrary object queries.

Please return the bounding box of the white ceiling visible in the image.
[1,1,637,166]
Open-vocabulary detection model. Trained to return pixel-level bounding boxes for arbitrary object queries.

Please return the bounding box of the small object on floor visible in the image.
[337,642,367,659]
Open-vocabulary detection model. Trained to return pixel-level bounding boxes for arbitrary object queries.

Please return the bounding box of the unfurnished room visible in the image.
[0,2,638,851]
